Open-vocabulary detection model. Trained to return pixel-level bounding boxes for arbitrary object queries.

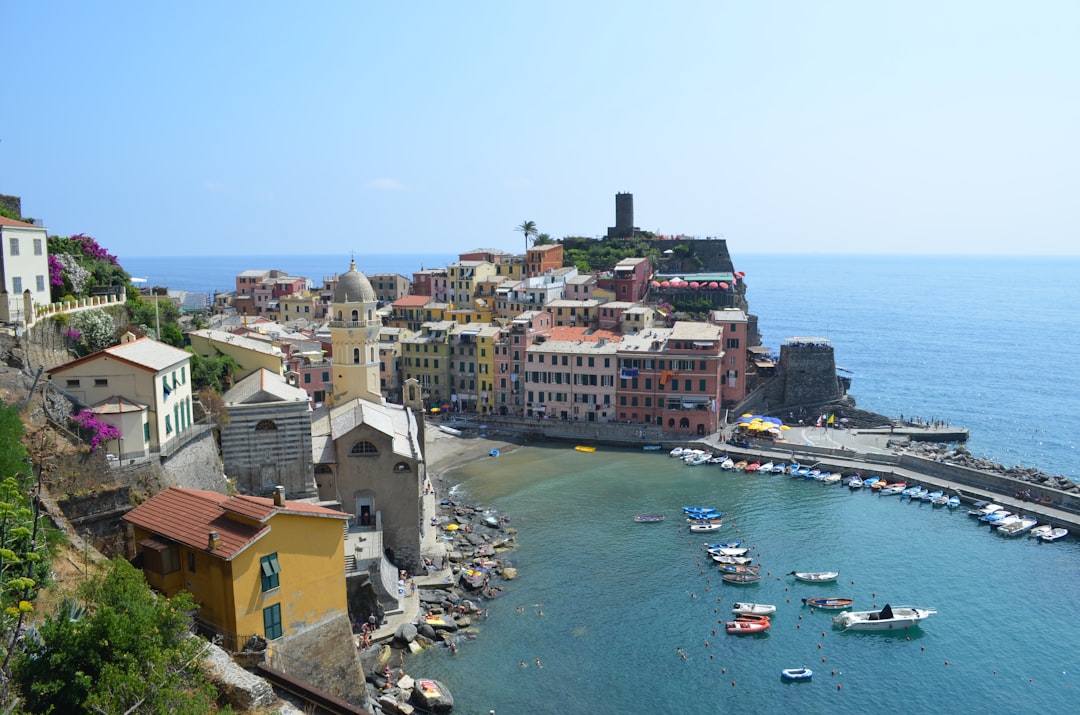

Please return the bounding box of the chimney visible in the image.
[207,531,221,551]
[274,485,285,506]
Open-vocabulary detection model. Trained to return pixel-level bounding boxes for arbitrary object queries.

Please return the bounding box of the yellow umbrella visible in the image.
[430,407,441,413]
[780,425,791,430]
[445,523,459,531]
[741,413,754,418]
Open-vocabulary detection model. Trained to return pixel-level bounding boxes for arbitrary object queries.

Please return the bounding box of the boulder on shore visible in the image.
[411,678,454,713]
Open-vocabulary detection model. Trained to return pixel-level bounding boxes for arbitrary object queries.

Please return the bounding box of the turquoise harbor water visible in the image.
[125,252,1080,712]
[417,447,1080,714]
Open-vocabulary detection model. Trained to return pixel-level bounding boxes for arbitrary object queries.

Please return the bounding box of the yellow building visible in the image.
[400,321,453,407]
[123,485,350,650]
[278,291,322,321]
[447,260,496,310]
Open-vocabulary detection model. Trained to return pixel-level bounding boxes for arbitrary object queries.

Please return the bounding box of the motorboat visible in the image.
[720,457,735,470]
[801,597,854,610]
[725,618,769,634]
[823,473,842,485]
[922,490,944,503]
[1028,524,1052,539]
[746,462,761,472]
[979,510,1012,524]
[789,571,839,583]
[704,541,742,550]
[786,463,801,475]
[757,462,774,474]
[968,503,1002,518]
[879,485,905,496]
[862,476,881,488]
[633,514,665,523]
[848,476,864,489]
[946,495,961,509]
[717,563,760,574]
[1038,527,1069,542]
[814,471,830,482]
[795,467,811,478]
[734,460,749,471]
[771,463,787,474]
[832,604,936,631]
[683,506,720,516]
[807,469,821,480]
[781,667,813,681]
[731,602,776,615]
[931,493,950,507]
[707,547,749,557]
[669,447,685,458]
[990,515,1021,530]
[997,516,1038,537]
[734,612,771,623]
[690,521,723,532]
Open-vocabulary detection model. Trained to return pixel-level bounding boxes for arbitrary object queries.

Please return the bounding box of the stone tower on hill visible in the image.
[329,260,382,404]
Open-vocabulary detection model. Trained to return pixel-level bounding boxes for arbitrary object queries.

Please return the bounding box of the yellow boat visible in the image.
[575,445,596,453]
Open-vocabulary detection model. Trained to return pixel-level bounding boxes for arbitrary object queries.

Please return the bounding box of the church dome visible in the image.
[333,260,377,303]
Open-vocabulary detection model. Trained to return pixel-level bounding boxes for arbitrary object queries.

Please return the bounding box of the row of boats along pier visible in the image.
[661,437,1080,539]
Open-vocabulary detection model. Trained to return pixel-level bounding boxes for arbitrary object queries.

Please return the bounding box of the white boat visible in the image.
[968,503,1002,518]
[832,604,936,631]
[991,515,1022,530]
[823,473,842,485]
[946,495,961,509]
[708,547,749,557]
[757,462,774,474]
[789,571,839,583]
[685,452,711,466]
[669,447,685,458]
[720,458,735,470]
[690,522,722,532]
[1039,527,1069,542]
[998,516,1038,537]
[711,554,753,565]
[731,602,777,616]
[437,425,463,436]
[771,463,787,474]
[848,476,864,489]
[1028,524,1052,539]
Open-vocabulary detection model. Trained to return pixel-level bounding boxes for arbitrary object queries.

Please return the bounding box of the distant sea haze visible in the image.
[119,253,459,295]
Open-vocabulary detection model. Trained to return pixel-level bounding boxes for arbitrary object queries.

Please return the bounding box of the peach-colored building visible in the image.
[521,328,621,421]
[492,310,552,416]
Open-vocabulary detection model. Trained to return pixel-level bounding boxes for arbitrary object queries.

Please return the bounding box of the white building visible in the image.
[0,216,50,325]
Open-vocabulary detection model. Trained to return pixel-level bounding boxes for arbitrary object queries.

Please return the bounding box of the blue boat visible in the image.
[781,667,813,681]
[704,541,743,550]
[947,495,961,509]
[923,490,944,503]
[795,467,811,478]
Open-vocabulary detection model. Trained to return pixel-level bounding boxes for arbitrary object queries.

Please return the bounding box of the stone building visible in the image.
[221,368,316,498]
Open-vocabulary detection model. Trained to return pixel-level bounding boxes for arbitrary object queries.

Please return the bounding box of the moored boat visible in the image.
[707,546,748,557]
[690,521,723,532]
[734,612,771,623]
[848,476,864,489]
[1039,527,1069,542]
[789,571,839,583]
[757,462,774,474]
[745,462,761,472]
[722,571,762,584]
[669,447,685,458]
[712,554,754,565]
[734,460,749,471]
[997,516,1038,536]
[802,597,854,610]
[946,495,961,509]
[731,602,776,615]
[633,514,665,523]
[574,445,596,453]
[781,667,813,681]
[922,490,943,503]
[720,457,735,470]
[1028,524,1052,539]
[832,604,936,631]
[823,473,842,485]
[717,563,760,574]
[725,618,770,634]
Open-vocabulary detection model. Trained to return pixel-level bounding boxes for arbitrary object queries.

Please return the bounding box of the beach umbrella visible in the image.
[718,282,729,289]
[661,281,671,288]
[741,413,753,418]
[708,281,719,289]
[445,523,459,531]
[690,281,700,289]
[651,280,660,287]
[780,425,791,430]
[430,407,441,413]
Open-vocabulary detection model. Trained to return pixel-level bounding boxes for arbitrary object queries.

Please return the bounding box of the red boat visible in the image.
[726,619,770,635]
[735,613,771,623]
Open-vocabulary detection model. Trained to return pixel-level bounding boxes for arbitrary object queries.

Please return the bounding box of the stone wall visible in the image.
[266,612,368,706]
[160,429,230,494]
[778,341,842,408]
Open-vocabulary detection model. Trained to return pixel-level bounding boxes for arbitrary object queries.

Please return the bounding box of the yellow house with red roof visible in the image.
[123,485,350,650]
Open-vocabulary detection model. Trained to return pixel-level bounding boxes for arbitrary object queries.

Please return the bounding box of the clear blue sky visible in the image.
[4,1,1078,257]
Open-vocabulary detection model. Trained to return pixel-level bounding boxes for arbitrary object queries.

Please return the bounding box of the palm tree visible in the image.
[533,233,554,246]
[516,220,537,253]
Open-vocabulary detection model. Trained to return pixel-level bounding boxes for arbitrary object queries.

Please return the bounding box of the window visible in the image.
[36,275,45,292]
[11,277,21,293]
[66,379,80,387]
[255,419,277,431]
[350,441,379,456]
[34,238,43,255]
[260,553,281,591]
[304,373,312,384]
[187,552,196,573]
[8,238,18,256]
[393,462,411,473]
[263,603,283,640]
[94,378,108,387]
[322,371,330,382]
[165,416,172,434]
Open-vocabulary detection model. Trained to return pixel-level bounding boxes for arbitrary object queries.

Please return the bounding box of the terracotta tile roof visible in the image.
[122,486,348,560]
[0,216,38,228]
[392,295,433,308]
[547,327,622,343]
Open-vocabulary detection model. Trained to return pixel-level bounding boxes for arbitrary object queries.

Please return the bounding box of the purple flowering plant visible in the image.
[72,409,122,451]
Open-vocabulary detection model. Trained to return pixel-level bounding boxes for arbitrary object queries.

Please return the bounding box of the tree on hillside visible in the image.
[13,559,219,715]
[188,351,240,393]
[515,220,537,253]
[47,234,130,302]
[70,309,119,354]
[533,233,554,246]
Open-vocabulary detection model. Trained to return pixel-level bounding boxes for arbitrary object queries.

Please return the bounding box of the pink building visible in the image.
[521,328,620,421]
[709,308,750,407]
[492,311,552,416]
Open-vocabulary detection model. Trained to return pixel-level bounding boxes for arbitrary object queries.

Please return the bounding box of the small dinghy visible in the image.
[781,667,813,681]
[802,597,854,610]
[789,571,839,583]
[633,514,665,523]
[726,619,770,634]
[722,572,762,585]
[731,602,776,615]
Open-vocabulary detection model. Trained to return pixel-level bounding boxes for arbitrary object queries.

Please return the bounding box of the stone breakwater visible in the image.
[892,441,1079,496]
[358,491,518,713]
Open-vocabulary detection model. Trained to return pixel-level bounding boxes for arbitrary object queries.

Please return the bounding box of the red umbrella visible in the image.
[708,281,719,289]
[690,281,700,289]
[661,281,670,288]
[736,271,746,277]
[718,282,729,289]
[650,280,660,287]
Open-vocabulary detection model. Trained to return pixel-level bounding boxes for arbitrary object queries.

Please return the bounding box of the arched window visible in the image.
[668,418,675,428]
[350,441,378,456]
[353,348,361,364]
[393,462,411,473]
[314,464,333,475]
[351,309,359,321]
[680,417,690,428]
[367,309,373,321]
[254,419,277,431]
[336,310,342,321]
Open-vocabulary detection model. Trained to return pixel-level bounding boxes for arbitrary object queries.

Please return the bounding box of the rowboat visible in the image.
[726,619,769,634]
[931,494,950,507]
[1039,527,1069,542]
[721,572,761,584]
[574,445,596,453]
[771,463,787,474]
[731,602,776,615]
[690,521,722,532]
[633,514,665,523]
[757,462,774,474]
[847,475,864,489]
[682,506,720,516]
[704,541,742,550]
[832,604,936,631]
[734,460,749,471]
[781,667,813,681]
[746,462,761,472]
[789,571,839,583]
[717,563,760,574]
[922,490,944,503]
[802,597,854,610]
[734,612,771,623]
[946,495,961,509]
[719,457,735,470]
[1028,524,1052,539]
[707,546,748,557]
[862,476,881,488]
[823,473,842,485]
[712,554,754,565]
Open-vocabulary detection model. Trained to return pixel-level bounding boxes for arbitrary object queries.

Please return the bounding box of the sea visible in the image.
[123,252,1080,713]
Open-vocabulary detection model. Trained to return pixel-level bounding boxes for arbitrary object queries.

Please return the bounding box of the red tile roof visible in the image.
[392,295,433,308]
[122,486,348,560]
[0,216,38,228]
[547,327,622,343]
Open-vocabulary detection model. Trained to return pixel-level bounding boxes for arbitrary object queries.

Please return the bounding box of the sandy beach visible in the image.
[423,422,518,477]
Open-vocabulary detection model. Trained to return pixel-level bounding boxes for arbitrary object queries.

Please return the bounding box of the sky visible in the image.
[3,1,1078,257]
